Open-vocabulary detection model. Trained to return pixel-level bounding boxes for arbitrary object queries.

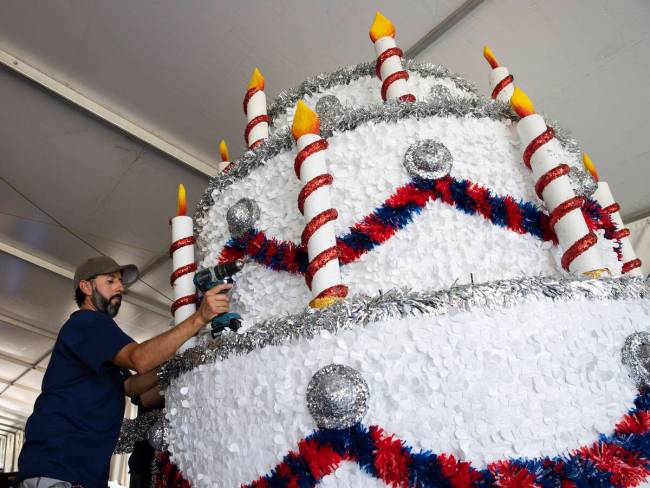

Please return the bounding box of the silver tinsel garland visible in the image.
[267,59,478,122]
[622,332,650,389]
[159,276,648,389]
[114,409,165,454]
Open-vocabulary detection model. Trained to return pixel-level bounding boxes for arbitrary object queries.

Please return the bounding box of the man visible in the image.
[15,256,230,488]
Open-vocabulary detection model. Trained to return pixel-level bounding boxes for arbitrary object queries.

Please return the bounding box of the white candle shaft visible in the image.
[488,67,514,102]
[171,215,197,325]
[593,182,642,276]
[374,36,410,100]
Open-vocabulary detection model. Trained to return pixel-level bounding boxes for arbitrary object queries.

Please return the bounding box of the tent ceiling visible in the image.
[0,0,648,431]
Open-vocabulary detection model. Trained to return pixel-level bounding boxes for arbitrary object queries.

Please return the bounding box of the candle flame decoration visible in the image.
[582,152,599,182]
[177,183,187,216]
[219,140,230,162]
[510,86,536,118]
[292,100,321,140]
[483,45,499,69]
[369,11,396,42]
[247,67,265,91]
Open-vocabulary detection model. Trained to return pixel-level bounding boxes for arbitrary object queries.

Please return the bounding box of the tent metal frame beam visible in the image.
[0,310,57,340]
[404,0,486,58]
[0,241,171,317]
[0,377,39,394]
[0,351,46,373]
[0,47,218,178]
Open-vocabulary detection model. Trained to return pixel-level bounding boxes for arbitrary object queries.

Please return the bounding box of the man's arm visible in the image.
[124,367,159,397]
[139,385,164,408]
[112,284,231,374]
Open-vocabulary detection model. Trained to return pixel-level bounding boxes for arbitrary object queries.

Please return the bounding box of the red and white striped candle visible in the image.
[170,184,199,350]
[511,88,607,277]
[219,139,232,173]
[483,45,515,102]
[583,153,642,276]
[243,67,269,150]
[292,100,348,308]
[369,12,415,103]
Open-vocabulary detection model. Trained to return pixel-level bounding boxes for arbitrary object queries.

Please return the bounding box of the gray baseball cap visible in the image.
[73,256,139,289]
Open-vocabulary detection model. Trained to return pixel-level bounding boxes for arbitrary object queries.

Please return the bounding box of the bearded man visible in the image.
[15,256,230,488]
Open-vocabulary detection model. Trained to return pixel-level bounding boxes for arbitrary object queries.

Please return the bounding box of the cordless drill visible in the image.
[193,259,245,337]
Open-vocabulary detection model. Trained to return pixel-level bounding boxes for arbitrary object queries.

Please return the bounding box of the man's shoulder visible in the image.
[59,310,117,338]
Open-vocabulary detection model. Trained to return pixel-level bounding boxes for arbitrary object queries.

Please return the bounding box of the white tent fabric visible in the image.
[629,216,650,279]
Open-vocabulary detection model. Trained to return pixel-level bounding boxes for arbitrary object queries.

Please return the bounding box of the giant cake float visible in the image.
[119,12,649,488]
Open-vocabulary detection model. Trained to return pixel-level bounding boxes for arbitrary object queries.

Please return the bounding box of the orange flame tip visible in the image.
[176,183,187,216]
[483,45,499,69]
[369,11,396,42]
[219,140,229,162]
[292,100,320,140]
[510,87,536,118]
[247,67,265,91]
[582,152,599,182]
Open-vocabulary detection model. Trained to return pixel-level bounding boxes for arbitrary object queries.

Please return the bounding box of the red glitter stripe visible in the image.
[561,232,597,271]
[398,93,416,103]
[623,258,642,274]
[298,174,333,214]
[245,114,270,144]
[491,74,514,100]
[170,262,197,286]
[603,203,620,214]
[222,162,234,172]
[294,139,328,179]
[305,246,339,290]
[549,196,585,231]
[535,164,570,199]
[612,228,631,240]
[169,236,196,256]
[249,138,265,150]
[523,126,555,170]
[381,70,410,101]
[301,208,338,248]
[314,284,349,300]
[170,294,198,314]
[243,87,260,116]
[375,47,403,79]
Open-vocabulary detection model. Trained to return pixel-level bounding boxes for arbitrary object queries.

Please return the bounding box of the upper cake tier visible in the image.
[193,58,623,324]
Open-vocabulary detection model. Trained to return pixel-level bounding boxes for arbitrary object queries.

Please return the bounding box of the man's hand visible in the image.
[196,283,232,325]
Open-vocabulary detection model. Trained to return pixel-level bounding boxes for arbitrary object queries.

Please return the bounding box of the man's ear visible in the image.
[79,280,93,296]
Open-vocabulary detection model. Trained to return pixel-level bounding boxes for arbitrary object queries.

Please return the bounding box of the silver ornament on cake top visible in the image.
[306,364,369,429]
[146,418,168,451]
[403,139,453,180]
[315,95,345,133]
[568,166,597,197]
[622,332,650,389]
[226,198,260,238]
[429,84,452,103]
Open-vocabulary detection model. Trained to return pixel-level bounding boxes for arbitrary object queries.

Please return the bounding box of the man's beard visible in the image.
[91,284,122,317]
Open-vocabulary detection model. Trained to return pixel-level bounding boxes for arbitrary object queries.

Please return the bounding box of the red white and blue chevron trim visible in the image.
[217,175,620,274]
[154,392,650,488]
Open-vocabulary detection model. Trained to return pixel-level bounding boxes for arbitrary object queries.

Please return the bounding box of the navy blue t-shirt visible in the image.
[17,310,135,488]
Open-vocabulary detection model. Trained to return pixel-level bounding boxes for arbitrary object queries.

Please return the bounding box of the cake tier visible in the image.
[162,278,650,488]
[196,102,613,324]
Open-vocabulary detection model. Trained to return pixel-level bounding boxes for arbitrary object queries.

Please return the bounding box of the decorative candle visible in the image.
[369,11,415,103]
[170,184,199,350]
[510,88,606,277]
[291,100,348,308]
[483,45,515,102]
[219,139,232,172]
[243,67,269,149]
[583,153,642,276]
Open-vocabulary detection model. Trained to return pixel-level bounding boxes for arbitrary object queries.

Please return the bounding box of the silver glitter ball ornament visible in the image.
[146,419,167,451]
[315,95,344,130]
[429,84,452,102]
[306,364,369,429]
[568,166,597,197]
[622,332,650,389]
[403,139,453,180]
[226,198,260,238]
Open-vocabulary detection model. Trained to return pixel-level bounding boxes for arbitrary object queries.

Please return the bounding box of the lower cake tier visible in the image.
[163,278,650,488]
